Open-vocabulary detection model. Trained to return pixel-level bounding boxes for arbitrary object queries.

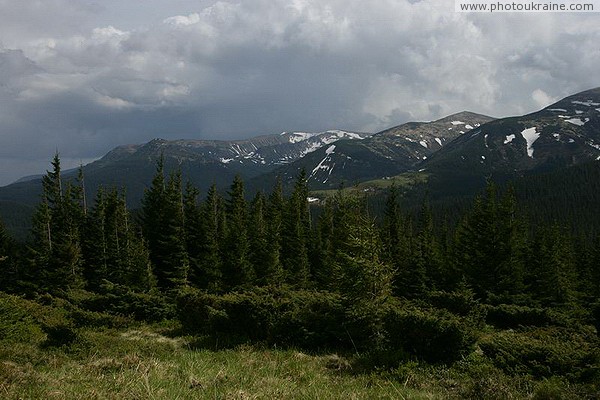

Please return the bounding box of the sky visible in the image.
[0,0,599,185]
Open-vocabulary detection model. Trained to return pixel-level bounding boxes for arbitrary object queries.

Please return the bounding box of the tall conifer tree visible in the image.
[140,158,188,290]
[222,175,254,289]
[29,154,85,292]
[281,170,310,287]
[382,185,419,297]
[263,178,285,285]
[248,192,271,285]
[451,182,527,299]
[198,184,224,291]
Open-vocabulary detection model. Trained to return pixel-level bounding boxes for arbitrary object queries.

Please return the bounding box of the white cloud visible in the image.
[163,13,201,26]
[95,94,135,109]
[531,89,556,108]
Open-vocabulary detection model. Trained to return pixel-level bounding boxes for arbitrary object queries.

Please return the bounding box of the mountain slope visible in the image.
[251,112,494,191]
[421,87,600,196]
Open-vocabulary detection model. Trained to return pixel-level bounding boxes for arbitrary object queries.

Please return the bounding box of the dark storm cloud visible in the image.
[0,0,599,184]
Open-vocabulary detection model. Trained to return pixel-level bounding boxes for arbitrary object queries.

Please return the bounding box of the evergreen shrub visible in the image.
[479,326,600,382]
[592,302,600,336]
[426,288,481,316]
[484,304,571,329]
[79,282,174,322]
[40,315,79,347]
[177,286,346,349]
[0,293,44,343]
[383,302,480,363]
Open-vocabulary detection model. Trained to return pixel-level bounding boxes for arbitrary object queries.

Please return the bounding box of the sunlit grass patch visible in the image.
[0,323,434,399]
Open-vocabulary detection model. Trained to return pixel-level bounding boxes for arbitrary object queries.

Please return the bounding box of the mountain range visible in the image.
[1,87,599,238]
[252,111,494,191]
[422,87,600,197]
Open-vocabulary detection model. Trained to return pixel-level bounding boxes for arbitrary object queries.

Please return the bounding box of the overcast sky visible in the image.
[0,0,598,185]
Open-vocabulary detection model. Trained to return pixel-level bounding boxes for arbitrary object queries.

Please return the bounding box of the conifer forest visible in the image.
[0,155,598,399]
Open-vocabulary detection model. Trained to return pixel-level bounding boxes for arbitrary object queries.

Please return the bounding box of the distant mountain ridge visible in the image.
[97,129,369,170]
[0,129,370,210]
[250,111,495,191]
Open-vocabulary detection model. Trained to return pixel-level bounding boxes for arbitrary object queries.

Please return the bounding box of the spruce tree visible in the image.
[495,186,527,296]
[412,200,440,294]
[381,185,415,297]
[451,182,527,300]
[27,198,52,290]
[140,159,188,290]
[183,182,203,288]
[106,189,154,290]
[281,170,310,287]
[333,193,394,301]
[81,187,109,290]
[528,226,577,305]
[160,171,190,288]
[263,178,285,285]
[198,184,224,291]
[115,191,155,292]
[313,198,336,290]
[332,192,394,349]
[222,175,254,289]
[140,156,166,277]
[248,192,271,285]
[83,188,155,291]
[28,154,85,292]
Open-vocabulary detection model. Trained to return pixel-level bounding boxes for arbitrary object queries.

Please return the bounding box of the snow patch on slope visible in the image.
[288,132,319,143]
[310,145,336,183]
[572,100,600,107]
[587,141,600,151]
[328,130,364,140]
[521,127,540,158]
[565,118,589,126]
[299,141,323,156]
[504,134,516,144]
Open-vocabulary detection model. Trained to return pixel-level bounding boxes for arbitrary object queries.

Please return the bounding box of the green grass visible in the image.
[310,172,429,199]
[3,323,593,399]
[0,292,596,399]
[0,324,435,399]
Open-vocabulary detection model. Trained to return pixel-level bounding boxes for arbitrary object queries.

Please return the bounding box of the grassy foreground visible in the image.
[1,323,590,399]
[0,324,432,400]
[1,292,596,399]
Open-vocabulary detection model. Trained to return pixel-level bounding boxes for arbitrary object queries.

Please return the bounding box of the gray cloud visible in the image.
[0,0,598,184]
